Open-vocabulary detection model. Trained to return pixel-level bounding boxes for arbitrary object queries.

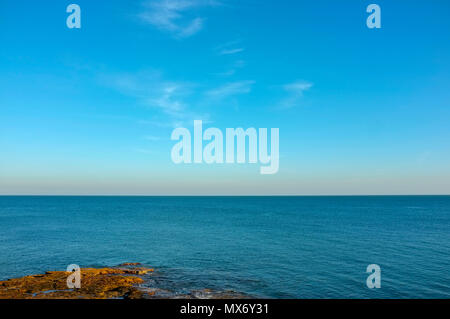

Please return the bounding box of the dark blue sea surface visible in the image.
[0,196,449,298]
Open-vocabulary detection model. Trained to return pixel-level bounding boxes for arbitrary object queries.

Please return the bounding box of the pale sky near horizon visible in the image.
[1,0,450,195]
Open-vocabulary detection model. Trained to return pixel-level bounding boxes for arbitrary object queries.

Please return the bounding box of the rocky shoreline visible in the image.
[0,263,248,299]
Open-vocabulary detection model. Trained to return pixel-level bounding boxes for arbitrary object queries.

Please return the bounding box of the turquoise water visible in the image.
[0,196,449,298]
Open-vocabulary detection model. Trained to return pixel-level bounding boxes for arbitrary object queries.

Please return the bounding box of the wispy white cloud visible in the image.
[215,60,246,77]
[214,40,246,76]
[216,69,236,77]
[215,39,245,55]
[219,47,244,55]
[178,17,203,37]
[283,81,313,93]
[101,71,211,128]
[139,0,220,38]
[206,80,255,99]
[101,71,190,115]
[147,84,189,117]
[279,80,313,109]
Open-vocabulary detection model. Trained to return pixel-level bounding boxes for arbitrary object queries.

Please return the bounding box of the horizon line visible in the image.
[1,194,450,197]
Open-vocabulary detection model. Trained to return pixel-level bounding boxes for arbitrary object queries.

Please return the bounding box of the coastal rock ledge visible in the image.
[0,264,154,299]
[0,263,248,299]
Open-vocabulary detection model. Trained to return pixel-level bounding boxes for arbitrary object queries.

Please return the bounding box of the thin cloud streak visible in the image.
[278,80,313,109]
[101,71,191,117]
[101,71,211,128]
[215,60,246,77]
[139,0,221,38]
[206,80,255,99]
[215,39,245,55]
[219,48,245,55]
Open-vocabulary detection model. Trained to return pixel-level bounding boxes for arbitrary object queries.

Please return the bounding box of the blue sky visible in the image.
[1,0,450,195]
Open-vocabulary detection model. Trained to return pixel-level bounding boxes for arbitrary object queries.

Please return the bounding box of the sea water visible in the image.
[0,196,449,298]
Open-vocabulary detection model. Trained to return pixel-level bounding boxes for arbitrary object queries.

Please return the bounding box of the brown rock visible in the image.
[118,262,142,266]
[121,268,154,275]
[0,264,250,299]
[0,267,152,299]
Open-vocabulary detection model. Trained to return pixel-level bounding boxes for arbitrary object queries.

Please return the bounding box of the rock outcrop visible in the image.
[0,263,249,299]
[0,265,154,299]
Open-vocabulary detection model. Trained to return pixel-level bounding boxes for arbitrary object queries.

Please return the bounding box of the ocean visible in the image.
[0,196,449,298]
